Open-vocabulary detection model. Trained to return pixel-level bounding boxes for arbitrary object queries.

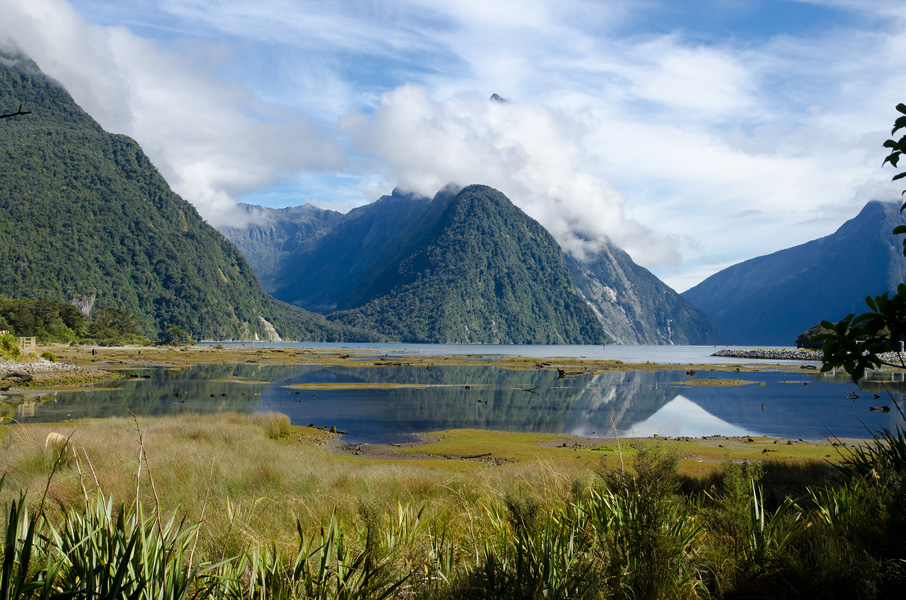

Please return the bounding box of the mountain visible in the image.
[565,245,723,345]
[682,201,906,345]
[0,51,382,342]
[218,203,344,294]
[219,187,722,344]
[327,185,607,343]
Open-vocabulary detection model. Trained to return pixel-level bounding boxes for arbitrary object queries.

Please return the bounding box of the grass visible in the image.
[2,414,905,599]
[252,411,293,439]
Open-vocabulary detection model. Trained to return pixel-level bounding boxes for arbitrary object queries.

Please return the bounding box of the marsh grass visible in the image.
[2,415,906,599]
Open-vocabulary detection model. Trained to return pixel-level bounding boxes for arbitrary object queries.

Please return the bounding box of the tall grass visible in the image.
[251,412,292,440]
[3,415,906,599]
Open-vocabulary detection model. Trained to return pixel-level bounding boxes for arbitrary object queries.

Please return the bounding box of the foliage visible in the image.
[252,411,292,440]
[0,334,20,361]
[796,323,832,349]
[160,325,195,347]
[818,103,906,381]
[0,296,149,346]
[5,424,906,599]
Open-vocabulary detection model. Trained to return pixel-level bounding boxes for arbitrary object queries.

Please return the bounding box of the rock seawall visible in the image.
[713,348,906,365]
[712,348,822,361]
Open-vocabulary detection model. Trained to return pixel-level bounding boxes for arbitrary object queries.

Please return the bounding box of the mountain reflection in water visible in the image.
[4,364,904,443]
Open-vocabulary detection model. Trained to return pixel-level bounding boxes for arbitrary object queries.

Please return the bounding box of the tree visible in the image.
[88,306,145,342]
[160,324,194,346]
[817,104,906,382]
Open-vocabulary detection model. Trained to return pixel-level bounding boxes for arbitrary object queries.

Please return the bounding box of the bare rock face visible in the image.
[565,245,723,345]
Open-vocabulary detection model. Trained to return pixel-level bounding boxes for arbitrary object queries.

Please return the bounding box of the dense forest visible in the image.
[0,296,148,346]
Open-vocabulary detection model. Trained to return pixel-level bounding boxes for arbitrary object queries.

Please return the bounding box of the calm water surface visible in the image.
[5,354,904,443]
[205,342,814,365]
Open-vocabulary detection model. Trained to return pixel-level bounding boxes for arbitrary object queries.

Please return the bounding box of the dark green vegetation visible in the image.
[325,185,605,343]
[0,52,381,343]
[795,324,832,350]
[0,296,147,345]
[2,432,905,599]
[566,247,723,345]
[683,200,906,346]
[221,187,722,345]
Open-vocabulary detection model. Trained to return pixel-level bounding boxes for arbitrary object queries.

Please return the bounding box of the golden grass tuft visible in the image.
[251,411,292,439]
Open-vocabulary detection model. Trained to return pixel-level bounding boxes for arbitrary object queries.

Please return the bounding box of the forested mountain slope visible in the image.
[220,186,722,345]
[0,51,381,342]
[325,185,608,343]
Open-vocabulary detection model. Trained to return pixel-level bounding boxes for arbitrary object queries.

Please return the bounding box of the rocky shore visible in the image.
[713,348,906,366]
[0,358,114,387]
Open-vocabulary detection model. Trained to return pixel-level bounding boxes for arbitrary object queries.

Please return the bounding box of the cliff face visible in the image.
[565,244,723,345]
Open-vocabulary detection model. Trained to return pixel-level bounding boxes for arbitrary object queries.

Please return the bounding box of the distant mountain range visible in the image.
[682,201,906,345]
[0,51,381,342]
[220,187,723,345]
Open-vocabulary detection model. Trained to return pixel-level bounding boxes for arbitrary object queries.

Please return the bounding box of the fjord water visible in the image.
[210,342,801,365]
[7,346,904,443]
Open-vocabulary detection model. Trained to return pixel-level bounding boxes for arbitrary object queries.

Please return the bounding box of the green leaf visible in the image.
[894,115,906,134]
[865,296,879,312]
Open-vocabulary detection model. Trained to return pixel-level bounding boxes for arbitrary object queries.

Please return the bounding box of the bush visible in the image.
[40,351,56,362]
[0,333,21,360]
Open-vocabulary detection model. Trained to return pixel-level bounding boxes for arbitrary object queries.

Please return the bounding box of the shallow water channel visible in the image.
[5,363,905,443]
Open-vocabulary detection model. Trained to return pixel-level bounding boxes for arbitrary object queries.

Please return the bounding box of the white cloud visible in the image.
[346,84,679,265]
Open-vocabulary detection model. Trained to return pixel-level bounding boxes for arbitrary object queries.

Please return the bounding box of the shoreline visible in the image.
[0,344,877,471]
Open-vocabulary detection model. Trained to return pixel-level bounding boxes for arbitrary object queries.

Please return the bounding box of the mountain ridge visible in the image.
[219,185,723,345]
[682,200,906,345]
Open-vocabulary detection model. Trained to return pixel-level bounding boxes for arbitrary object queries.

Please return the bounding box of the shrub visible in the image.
[40,351,55,362]
[0,333,21,360]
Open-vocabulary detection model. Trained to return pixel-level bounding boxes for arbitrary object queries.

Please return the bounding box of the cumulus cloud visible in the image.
[345,84,679,265]
[0,0,345,226]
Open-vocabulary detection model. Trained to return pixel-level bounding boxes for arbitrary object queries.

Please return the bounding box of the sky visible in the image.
[1,0,905,292]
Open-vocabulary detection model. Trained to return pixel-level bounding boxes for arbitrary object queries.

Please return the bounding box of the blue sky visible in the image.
[2,0,905,292]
